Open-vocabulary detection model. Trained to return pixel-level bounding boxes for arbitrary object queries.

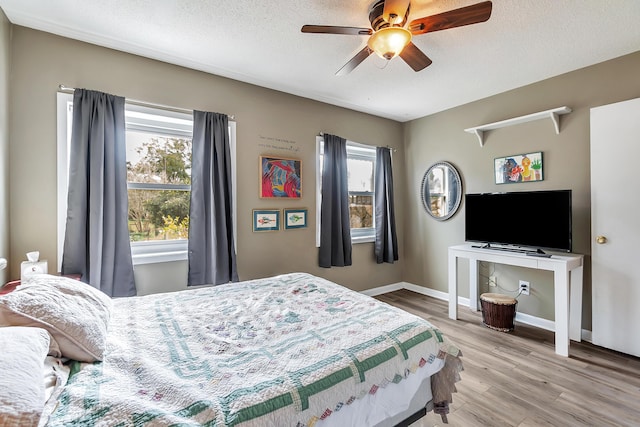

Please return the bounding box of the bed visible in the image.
[0,272,462,426]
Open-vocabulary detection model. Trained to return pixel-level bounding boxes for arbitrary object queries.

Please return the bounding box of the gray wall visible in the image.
[403,51,640,329]
[7,27,405,293]
[0,10,9,285]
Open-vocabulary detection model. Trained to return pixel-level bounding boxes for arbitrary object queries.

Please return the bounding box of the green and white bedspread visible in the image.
[46,273,460,426]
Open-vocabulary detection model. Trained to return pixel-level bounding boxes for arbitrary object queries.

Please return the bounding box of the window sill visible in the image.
[131,240,188,265]
[316,235,374,247]
[132,250,188,265]
[352,235,375,244]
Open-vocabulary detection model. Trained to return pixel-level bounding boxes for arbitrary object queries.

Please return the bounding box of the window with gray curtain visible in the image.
[319,134,352,267]
[188,111,238,285]
[316,138,377,245]
[62,89,136,297]
[374,147,398,263]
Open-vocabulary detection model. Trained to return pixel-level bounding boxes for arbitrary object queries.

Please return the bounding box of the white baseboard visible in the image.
[401,282,471,307]
[360,283,404,297]
[363,281,592,342]
[514,311,555,332]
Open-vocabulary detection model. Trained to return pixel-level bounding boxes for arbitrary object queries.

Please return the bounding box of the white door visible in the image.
[590,97,640,357]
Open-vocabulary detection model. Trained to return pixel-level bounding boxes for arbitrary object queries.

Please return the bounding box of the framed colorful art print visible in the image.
[494,152,543,184]
[283,208,307,230]
[252,209,280,232]
[259,156,301,198]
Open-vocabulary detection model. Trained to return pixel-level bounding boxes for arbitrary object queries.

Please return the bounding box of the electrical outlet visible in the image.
[519,280,530,295]
[489,275,497,287]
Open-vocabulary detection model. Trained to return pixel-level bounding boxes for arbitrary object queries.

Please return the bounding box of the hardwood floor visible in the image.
[375,289,640,427]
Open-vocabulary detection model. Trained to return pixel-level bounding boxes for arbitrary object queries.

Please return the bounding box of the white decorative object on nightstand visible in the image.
[20,251,48,280]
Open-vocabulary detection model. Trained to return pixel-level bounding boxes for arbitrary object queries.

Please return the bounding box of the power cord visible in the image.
[480,261,522,297]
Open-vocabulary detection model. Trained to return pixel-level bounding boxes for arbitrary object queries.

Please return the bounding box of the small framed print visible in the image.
[253,209,280,232]
[284,208,308,229]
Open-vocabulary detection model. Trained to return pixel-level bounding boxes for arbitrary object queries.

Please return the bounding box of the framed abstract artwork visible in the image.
[494,151,543,184]
[252,209,280,232]
[260,156,301,198]
[283,208,308,229]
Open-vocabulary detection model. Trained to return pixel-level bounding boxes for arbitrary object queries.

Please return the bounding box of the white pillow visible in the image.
[0,274,112,362]
[0,326,51,427]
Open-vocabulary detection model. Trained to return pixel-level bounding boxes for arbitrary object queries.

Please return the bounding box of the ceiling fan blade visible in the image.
[336,46,373,76]
[408,1,492,35]
[301,25,372,36]
[399,42,432,71]
[383,0,411,25]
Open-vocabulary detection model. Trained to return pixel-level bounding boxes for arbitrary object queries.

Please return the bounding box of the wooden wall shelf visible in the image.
[465,106,572,146]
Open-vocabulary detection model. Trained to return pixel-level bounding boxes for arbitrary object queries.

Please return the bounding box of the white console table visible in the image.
[448,244,584,357]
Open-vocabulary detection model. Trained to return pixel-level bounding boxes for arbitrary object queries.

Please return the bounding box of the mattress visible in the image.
[324,362,435,427]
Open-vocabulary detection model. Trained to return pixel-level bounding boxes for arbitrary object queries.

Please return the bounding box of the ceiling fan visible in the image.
[301,0,492,75]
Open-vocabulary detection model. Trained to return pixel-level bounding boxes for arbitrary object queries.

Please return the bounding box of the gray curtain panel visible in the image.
[319,134,352,268]
[62,89,136,297]
[374,147,398,264]
[188,111,238,286]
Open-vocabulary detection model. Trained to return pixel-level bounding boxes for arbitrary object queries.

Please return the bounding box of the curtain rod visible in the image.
[318,132,397,152]
[58,85,236,121]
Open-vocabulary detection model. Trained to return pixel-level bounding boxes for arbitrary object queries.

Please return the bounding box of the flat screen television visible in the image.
[465,190,572,253]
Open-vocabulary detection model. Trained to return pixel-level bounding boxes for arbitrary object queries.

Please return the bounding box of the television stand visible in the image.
[448,244,584,357]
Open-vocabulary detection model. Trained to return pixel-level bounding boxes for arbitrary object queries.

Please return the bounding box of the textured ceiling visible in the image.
[1,0,639,122]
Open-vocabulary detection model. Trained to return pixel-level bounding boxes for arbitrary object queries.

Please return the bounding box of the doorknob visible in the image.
[596,235,607,244]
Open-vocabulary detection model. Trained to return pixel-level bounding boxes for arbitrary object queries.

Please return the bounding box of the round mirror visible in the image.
[421,161,462,221]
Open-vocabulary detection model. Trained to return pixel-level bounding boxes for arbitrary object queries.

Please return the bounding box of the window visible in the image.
[124,105,193,264]
[56,93,236,267]
[316,136,376,245]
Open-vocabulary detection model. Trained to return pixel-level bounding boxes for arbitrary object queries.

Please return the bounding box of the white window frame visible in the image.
[56,92,237,268]
[124,103,194,265]
[315,136,376,247]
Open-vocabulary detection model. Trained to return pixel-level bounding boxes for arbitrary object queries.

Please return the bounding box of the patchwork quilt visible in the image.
[46,273,460,426]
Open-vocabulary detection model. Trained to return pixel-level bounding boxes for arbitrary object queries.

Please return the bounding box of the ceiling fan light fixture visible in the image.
[367,27,411,60]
